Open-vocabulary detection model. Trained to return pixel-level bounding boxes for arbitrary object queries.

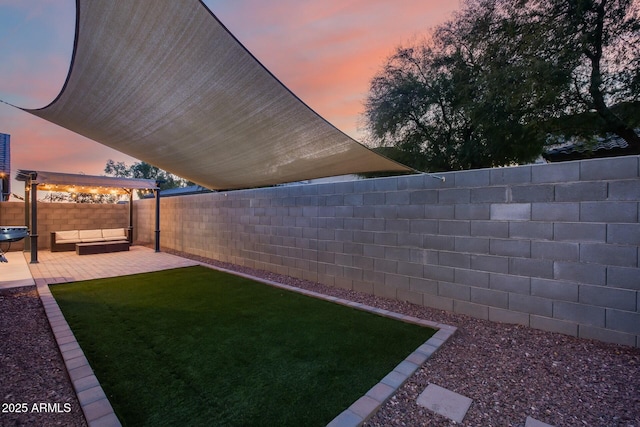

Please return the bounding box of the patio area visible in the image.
[25,245,199,286]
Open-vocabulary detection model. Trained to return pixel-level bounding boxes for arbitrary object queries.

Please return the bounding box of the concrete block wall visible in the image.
[0,202,129,250]
[135,156,640,347]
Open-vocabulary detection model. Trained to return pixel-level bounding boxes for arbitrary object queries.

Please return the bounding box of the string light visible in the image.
[35,183,132,195]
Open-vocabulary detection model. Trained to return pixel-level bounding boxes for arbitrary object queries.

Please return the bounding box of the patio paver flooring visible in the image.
[0,251,36,289]
[27,245,200,285]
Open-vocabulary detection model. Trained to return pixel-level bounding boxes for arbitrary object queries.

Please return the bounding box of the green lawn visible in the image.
[51,266,435,426]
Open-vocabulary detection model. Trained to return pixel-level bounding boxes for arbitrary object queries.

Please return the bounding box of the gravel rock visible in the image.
[0,286,87,427]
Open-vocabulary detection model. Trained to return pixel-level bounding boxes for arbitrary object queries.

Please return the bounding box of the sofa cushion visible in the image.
[55,239,80,244]
[56,230,80,243]
[79,229,103,242]
[102,228,126,239]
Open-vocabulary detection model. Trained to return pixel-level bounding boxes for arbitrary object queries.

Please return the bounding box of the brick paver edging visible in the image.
[201,263,457,427]
[35,279,122,427]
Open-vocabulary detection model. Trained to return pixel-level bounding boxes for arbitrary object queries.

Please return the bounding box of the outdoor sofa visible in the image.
[50,228,131,254]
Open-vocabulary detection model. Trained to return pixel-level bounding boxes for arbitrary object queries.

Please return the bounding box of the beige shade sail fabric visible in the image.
[22,0,412,190]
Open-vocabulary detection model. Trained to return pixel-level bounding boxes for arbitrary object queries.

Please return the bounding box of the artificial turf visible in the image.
[51,265,435,426]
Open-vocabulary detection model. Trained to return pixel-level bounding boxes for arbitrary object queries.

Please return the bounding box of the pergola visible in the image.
[16,170,160,263]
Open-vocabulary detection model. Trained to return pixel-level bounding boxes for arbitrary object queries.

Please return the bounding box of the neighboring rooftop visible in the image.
[543,130,639,162]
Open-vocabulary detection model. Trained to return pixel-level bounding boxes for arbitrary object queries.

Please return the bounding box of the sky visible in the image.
[0,0,460,198]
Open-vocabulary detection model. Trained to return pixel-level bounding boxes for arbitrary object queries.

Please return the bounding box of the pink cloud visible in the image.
[8,122,135,174]
[210,0,459,139]
[1,104,137,197]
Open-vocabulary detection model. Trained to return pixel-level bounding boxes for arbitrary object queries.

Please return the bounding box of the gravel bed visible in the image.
[3,250,639,427]
[0,286,87,427]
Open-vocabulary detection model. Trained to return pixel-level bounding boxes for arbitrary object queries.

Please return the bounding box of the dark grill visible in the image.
[0,226,29,243]
[0,226,28,263]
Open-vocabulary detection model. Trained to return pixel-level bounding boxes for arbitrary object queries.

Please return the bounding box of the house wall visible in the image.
[0,201,129,250]
[134,156,640,347]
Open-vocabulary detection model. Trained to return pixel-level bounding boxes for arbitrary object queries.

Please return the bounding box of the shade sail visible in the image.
[22,0,412,190]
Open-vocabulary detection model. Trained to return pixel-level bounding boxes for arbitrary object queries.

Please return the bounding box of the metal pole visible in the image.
[154,188,160,252]
[128,190,134,244]
[24,181,30,252]
[29,176,38,263]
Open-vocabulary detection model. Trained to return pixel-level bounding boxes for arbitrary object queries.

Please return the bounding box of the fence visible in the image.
[2,157,637,346]
[74,157,640,347]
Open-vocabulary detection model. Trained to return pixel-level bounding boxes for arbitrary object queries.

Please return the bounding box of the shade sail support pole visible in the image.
[23,181,30,252]
[29,174,38,264]
[154,188,160,252]
[128,190,134,244]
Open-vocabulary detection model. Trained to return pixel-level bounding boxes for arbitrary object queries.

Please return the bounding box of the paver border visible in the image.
[35,277,122,427]
[37,260,456,427]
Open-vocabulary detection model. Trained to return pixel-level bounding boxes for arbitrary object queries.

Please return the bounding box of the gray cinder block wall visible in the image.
[135,156,640,347]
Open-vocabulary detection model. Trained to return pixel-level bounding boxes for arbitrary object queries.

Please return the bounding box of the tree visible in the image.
[69,193,118,204]
[542,0,640,144]
[40,191,117,204]
[365,0,640,171]
[104,160,193,196]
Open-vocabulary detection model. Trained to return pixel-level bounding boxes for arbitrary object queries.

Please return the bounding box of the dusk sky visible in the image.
[0,0,460,197]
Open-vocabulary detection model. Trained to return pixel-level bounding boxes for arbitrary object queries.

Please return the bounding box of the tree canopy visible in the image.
[365,0,640,172]
[104,160,193,197]
[41,191,118,204]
